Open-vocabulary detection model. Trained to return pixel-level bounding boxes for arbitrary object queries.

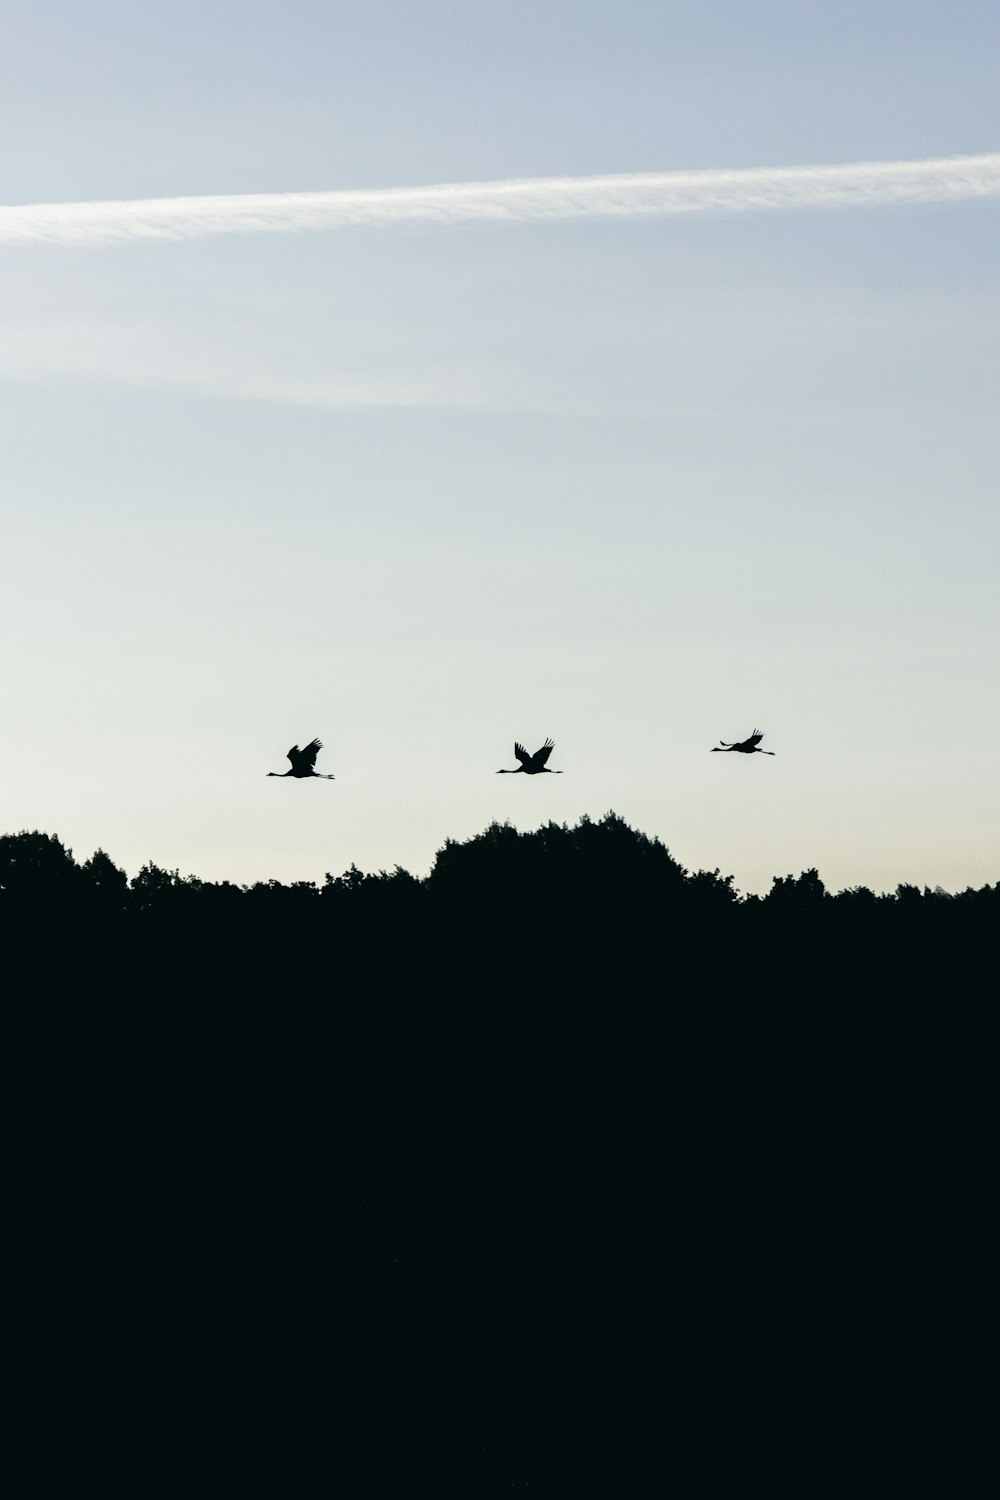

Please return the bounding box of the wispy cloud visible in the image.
[0,318,491,411]
[2,153,998,249]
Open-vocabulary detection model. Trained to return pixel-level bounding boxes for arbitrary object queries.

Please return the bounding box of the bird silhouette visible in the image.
[711,729,775,755]
[266,738,335,779]
[496,738,563,775]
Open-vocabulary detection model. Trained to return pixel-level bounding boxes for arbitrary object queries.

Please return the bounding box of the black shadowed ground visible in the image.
[4,816,989,1492]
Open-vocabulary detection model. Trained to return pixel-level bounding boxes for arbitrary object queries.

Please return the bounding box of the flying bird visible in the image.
[267,738,335,779]
[496,738,563,775]
[711,729,775,755]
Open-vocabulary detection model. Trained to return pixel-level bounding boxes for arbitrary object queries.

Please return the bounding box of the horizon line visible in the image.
[2,150,999,249]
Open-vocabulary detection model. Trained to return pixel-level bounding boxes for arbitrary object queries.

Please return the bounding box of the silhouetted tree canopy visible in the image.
[9,818,989,1498]
[2,817,995,998]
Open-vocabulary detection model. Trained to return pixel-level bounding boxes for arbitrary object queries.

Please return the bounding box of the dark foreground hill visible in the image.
[4,814,991,1492]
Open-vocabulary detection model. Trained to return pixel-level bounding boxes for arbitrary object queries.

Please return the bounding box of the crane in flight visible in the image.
[267,738,335,779]
[711,729,775,755]
[496,738,563,775]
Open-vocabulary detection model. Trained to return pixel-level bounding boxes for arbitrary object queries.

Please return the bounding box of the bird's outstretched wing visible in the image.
[288,738,323,773]
[747,730,764,748]
[532,738,556,767]
[514,743,531,767]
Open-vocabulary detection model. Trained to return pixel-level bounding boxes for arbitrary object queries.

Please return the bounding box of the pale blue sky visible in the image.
[2,2,998,892]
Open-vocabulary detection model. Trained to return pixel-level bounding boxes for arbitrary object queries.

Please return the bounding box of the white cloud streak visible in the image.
[2,152,998,249]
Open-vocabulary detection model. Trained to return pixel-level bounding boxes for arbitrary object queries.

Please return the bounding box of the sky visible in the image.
[2,0,998,894]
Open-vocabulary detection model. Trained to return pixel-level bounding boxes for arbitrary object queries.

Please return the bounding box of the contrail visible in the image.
[2,152,998,248]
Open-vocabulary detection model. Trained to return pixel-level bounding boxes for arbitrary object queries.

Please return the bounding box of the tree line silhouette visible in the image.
[10,810,986,1492]
[3,812,994,996]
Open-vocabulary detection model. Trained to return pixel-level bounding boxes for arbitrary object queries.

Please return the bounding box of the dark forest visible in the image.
[3,811,996,997]
[7,812,989,1493]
